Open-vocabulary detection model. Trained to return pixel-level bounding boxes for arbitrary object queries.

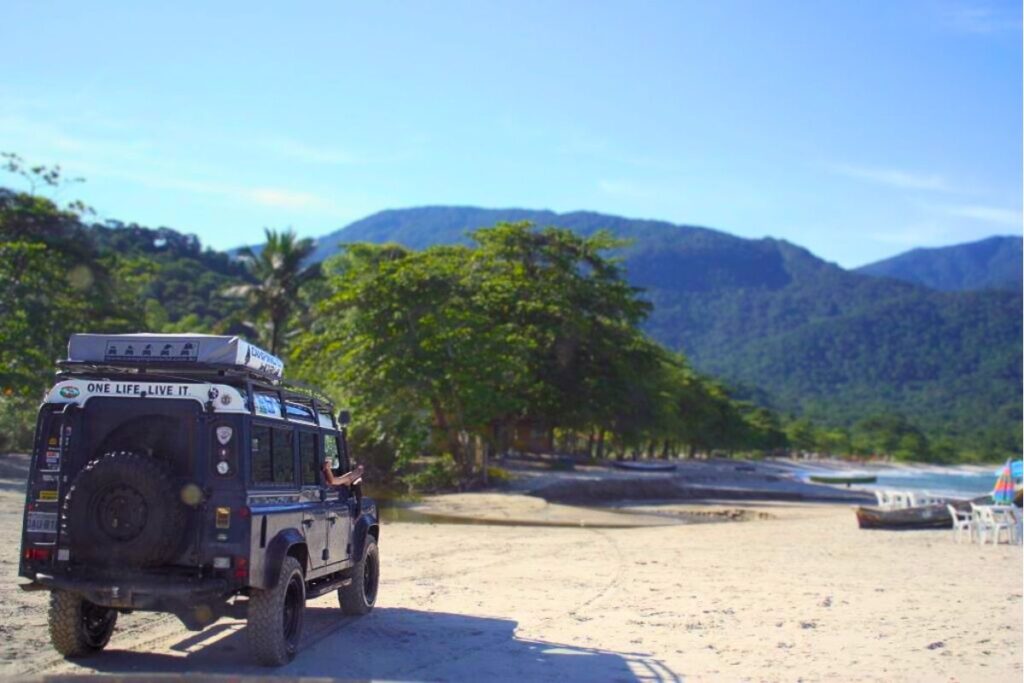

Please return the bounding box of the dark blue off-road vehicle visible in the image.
[18,334,380,666]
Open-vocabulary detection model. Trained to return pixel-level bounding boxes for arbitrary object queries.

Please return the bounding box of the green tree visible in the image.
[293,242,523,474]
[785,418,818,453]
[229,228,318,355]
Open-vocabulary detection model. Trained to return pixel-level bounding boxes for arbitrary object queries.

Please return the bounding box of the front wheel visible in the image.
[48,590,117,657]
[338,535,379,615]
[247,556,305,666]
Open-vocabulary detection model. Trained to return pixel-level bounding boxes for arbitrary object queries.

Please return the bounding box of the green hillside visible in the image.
[855,235,1022,292]
[300,206,1023,453]
[4,186,1019,460]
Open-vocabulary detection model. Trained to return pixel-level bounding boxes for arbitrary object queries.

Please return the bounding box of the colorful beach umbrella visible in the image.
[991,459,1018,505]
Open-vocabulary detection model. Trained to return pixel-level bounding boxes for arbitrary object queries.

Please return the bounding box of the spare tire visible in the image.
[64,451,186,568]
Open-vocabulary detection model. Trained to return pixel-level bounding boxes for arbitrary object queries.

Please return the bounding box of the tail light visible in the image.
[233,556,248,580]
[23,548,52,562]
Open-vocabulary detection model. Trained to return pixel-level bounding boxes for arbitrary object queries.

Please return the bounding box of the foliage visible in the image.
[0,397,36,452]
[2,165,1017,474]
[229,228,319,355]
[485,466,515,484]
[308,206,1020,463]
[0,190,142,397]
[401,454,461,492]
[292,222,802,484]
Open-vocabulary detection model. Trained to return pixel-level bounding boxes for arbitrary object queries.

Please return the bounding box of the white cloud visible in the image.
[940,2,1022,34]
[938,204,1022,227]
[868,224,950,247]
[597,179,658,200]
[243,187,338,211]
[118,173,348,216]
[256,138,359,166]
[0,112,353,217]
[829,163,952,192]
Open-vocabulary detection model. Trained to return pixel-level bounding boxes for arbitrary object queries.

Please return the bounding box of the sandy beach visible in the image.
[2,455,1021,682]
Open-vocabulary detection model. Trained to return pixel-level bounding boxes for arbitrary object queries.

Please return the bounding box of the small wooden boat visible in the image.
[809,474,877,485]
[855,497,984,530]
[855,503,951,530]
[613,461,677,472]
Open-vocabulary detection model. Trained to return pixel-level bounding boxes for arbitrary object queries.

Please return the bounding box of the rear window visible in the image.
[271,428,295,484]
[299,431,319,486]
[251,425,296,486]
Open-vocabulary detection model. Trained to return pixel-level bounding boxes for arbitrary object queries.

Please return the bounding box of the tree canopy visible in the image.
[1,159,1016,471]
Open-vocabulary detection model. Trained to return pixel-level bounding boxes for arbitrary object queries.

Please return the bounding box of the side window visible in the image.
[271,427,296,485]
[299,431,319,486]
[254,392,282,418]
[323,434,349,472]
[251,426,273,484]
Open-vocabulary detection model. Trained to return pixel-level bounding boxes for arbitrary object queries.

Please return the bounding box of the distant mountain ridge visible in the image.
[855,235,1022,292]
[239,206,1022,451]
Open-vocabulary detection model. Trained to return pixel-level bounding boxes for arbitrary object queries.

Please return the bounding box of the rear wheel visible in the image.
[338,535,379,615]
[247,555,305,666]
[48,590,117,658]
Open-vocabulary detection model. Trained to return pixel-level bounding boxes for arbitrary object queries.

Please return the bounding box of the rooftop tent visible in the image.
[66,333,285,382]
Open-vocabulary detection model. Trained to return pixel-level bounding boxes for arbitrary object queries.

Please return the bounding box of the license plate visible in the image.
[26,512,57,533]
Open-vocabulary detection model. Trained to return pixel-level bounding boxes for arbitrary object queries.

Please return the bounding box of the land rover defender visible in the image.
[18,333,380,666]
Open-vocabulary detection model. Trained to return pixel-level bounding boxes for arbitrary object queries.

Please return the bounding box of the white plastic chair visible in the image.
[889,491,909,509]
[971,504,993,544]
[972,505,1017,545]
[874,490,891,508]
[989,507,1021,545]
[912,491,946,507]
[947,504,973,543]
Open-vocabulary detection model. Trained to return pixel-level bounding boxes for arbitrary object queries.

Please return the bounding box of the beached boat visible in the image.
[809,474,877,485]
[855,503,951,530]
[613,461,678,472]
[855,497,984,530]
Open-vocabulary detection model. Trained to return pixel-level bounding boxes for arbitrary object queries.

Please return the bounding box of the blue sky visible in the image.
[1,1,1020,267]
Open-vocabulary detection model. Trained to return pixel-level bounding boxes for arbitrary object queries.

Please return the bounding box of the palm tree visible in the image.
[229,228,318,355]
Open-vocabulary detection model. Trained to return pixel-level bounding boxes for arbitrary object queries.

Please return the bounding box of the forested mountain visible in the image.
[855,235,1022,292]
[281,206,1022,455]
[5,183,1019,461]
[92,220,252,328]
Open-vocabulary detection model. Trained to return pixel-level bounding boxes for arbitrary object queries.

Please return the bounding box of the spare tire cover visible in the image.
[64,451,186,567]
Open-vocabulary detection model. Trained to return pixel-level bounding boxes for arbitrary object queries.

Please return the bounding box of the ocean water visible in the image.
[866,468,997,498]
[797,465,1001,499]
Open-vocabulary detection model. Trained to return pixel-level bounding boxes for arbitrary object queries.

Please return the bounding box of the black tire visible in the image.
[48,590,117,658]
[247,555,305,667]
[64,451,186,568]
[338,534,379,616]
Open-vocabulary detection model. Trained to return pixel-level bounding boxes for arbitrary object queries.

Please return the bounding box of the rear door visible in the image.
[21,406,69,565]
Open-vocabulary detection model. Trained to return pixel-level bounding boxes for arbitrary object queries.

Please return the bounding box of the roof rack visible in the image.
[57,360,277,385]
[66,334,284,383]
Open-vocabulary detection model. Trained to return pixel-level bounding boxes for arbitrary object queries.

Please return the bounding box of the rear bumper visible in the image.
[30,572,232,610]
